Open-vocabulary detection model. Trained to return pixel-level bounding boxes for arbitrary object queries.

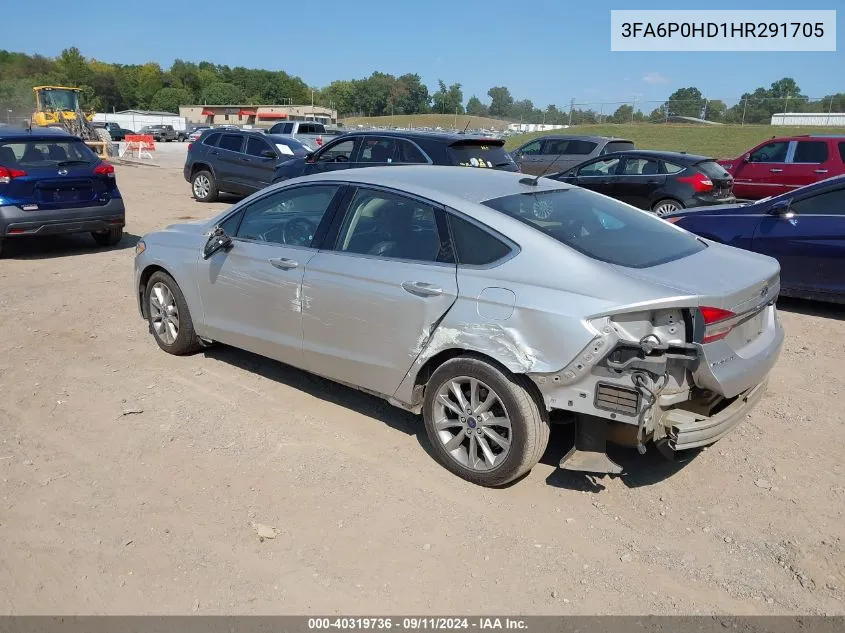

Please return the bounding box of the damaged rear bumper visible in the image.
[661,379,767,452]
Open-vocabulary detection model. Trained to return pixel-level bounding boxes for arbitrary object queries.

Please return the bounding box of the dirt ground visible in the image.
[0,155,843,615]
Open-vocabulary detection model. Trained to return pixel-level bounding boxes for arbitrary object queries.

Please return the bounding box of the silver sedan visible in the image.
[134,166,784,487]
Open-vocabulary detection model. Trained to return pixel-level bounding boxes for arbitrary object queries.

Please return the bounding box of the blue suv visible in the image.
[0,127,125,257]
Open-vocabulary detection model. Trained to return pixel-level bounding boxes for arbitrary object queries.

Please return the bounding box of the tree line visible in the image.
[2,48,843,126]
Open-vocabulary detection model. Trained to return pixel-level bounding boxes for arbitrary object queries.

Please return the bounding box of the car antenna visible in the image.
[462,119,471,134]
[519,147,567,186]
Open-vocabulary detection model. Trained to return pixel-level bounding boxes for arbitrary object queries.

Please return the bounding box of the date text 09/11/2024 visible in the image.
[307,617,528,630]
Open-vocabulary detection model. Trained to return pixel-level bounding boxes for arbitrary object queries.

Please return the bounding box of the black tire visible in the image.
[422,356,550,487]
[91,227,123,247]
[143,271,202,356]
[192,170,218,202]
[651,198,684,216]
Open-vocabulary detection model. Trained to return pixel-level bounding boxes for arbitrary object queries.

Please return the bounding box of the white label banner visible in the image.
[611,10,836,51]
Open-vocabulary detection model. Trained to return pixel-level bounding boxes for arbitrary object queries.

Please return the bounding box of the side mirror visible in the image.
[203,226,233,259]
[261,149,276,159]
[305,152,316,164]
[742,153,751,163]
[769,199,794,218]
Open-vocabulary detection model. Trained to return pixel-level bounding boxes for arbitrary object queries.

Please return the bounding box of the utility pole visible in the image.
[827,95,834,126]
[741,96,748,126]
[454,106,458,129]
[631,97,637,124]
[568,98,574,126]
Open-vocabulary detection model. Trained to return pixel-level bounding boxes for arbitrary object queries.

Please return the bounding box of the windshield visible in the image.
[482,188,706,268]
[0,139,97,168]
[38,89,80,112]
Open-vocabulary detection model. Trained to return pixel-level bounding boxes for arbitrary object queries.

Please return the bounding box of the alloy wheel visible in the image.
[653,201,681,216]
[433,376,512,471]
[193,175,210,199]
[149,282,180,345]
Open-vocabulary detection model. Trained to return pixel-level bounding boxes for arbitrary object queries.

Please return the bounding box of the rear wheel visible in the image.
[192,170,218,202]
[143,271,202,355]
[422,357,550,487]
[92,227,123,247]
[652,198,683,216]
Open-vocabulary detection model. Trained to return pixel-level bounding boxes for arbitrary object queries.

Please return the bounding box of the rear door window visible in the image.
[482,188,705,268]
[542,139,597,155]
[517,140,542,155]
[359,137,397,164]
[790,188,845,216]
[792,141,829,164]
[620,157,660,176]
[448,141,512,168]
[218,134,244,152]
[396,139,429,164]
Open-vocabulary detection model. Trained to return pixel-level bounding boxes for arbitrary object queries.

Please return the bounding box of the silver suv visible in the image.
[511,135,635,175]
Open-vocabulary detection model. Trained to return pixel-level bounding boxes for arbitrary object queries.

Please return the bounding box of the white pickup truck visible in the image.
[267,121,343,151]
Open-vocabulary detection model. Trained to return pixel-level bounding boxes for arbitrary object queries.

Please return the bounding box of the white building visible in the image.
[771,112,845,126]
[506,123,569,133]
[93,110,187,133]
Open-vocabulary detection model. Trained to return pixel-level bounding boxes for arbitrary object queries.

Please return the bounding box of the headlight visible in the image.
[135,240,146,256]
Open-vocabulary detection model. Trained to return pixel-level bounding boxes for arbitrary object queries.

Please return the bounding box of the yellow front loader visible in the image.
[32,86,112,156]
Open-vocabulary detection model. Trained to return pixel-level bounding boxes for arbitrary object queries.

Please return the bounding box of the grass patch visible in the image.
[342,114,845,159]
[502,124,845,158]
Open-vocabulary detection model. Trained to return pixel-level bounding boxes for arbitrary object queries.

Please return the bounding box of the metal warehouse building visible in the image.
[180,104,338,128]
[771,112,845,126]
[93,109,186,132]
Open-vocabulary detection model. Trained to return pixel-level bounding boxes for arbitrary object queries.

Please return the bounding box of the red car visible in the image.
[718,135,845,200]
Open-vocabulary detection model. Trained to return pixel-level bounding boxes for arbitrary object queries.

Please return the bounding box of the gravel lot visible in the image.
[0,154,843,615]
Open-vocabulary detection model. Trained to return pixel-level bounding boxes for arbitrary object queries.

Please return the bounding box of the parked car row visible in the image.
[184,128,517,202]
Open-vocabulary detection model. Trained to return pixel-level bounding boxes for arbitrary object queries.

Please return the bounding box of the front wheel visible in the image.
[652,198,683,216]
[422,357,550,487]
[143,271,202,356]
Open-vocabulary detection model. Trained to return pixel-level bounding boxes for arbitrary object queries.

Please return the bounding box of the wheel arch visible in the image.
[405,347,546,416]
[190,162,215,180]
[651,197,684,212]
[138,264,176,319]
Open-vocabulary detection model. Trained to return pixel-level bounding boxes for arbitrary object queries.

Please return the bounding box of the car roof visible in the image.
[0,127,79,141]
[606,149,712,163]
[290,165,569,204]
[343,130,505,145]
[532,135,633,143]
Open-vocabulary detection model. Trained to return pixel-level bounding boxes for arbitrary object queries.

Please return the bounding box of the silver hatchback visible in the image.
[134,166,783,487]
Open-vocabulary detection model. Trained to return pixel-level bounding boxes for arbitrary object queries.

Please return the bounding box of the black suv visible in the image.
[184,129,311,202]
[272,131,518,183]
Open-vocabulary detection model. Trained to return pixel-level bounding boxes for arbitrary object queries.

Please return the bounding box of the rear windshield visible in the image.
[0,139,97,168]
[602,141,635,154]
[448,141,515,169]
[482,188,705,268]
[696,160,731,180]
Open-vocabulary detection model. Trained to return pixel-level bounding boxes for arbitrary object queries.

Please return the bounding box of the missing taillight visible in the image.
[700,306,736,343]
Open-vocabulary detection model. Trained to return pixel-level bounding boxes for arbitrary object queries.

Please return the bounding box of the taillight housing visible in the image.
[678,172,713,192]
[699,306,736,343]
[315,136,324,146]
[187,143,193,150]
[94,162,115,178]
[0,165,27,184]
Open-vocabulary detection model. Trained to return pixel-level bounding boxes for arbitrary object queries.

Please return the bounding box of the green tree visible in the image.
[200,82,243,104]
[466,96,488,117]
[136,63,164,108]
[395,73,429,114]
[150,87,192,113]
[432,80,464,114]
[487,86,513,117]
[57,47,92,87]
[610,104,633,123]
[666,87,704,118]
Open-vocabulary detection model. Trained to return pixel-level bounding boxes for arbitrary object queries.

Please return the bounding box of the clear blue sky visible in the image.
[2,0,841,110]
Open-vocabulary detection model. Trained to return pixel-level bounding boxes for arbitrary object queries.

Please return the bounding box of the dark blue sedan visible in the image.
[665,175,845,303]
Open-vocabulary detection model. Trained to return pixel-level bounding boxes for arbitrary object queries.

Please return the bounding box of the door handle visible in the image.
[243,158,251,162]
[769,168,783,173]
[814,169,829,174]
[269,257,299,270]
[401,281,443,297]
[646,179,661,184]
[210,151,219,156]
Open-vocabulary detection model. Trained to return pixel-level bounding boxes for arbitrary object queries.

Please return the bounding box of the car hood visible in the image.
[611,241,780,313]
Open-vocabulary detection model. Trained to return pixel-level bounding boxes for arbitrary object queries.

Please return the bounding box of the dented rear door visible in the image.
[301,188,458,397]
